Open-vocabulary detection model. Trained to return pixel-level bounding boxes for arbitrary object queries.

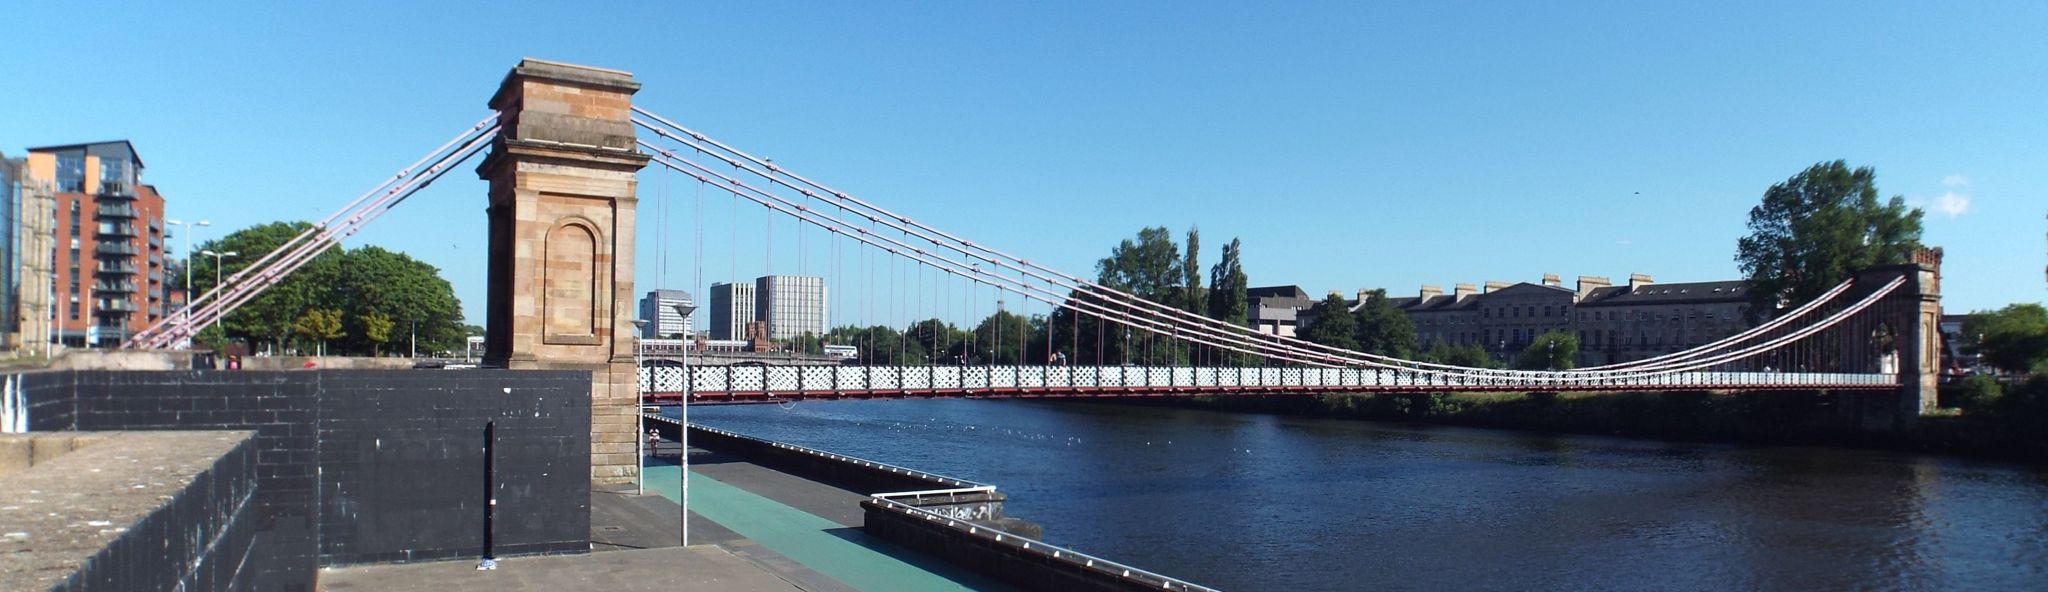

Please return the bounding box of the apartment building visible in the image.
[1378,272,1749,365]
[22,141,169,347]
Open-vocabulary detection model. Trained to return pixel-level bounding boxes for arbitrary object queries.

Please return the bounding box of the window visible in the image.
[56,155,85,192]
[1544,305,1553,317]
[1511,307,1519,318]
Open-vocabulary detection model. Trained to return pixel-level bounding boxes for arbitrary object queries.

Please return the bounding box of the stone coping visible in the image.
[0,430,253,590]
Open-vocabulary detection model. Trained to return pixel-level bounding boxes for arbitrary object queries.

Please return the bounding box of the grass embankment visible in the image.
[1161,384,2047,463]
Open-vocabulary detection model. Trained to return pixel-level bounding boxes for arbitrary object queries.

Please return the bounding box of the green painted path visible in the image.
[643,464,1008,591]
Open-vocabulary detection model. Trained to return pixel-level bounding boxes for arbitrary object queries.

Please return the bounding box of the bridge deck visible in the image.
[641,365,1898,403]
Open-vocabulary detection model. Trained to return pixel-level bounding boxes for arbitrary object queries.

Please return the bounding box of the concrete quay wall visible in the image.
[6,369,594,591]
[0,431,257,592]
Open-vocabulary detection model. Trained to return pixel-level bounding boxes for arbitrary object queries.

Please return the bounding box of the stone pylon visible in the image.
[1851,247,1944,431]
[477,59,650,483]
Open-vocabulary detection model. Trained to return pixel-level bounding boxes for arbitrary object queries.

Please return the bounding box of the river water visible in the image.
[687,399,2048,591]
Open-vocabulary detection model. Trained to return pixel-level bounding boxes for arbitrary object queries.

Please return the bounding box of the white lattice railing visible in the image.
[640,365,1898,398]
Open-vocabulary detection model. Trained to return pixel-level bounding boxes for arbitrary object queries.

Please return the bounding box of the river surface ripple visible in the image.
[686,399,2048,591]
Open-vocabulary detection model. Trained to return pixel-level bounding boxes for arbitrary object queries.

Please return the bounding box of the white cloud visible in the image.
[1935,191,1971,218]
[1943,174,1969,187]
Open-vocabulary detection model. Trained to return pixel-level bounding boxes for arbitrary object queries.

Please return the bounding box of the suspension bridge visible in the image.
[110,60,1941,478]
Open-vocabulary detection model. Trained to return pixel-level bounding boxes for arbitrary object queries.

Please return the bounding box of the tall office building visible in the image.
[23,141,169,347]
[707,282,755,340]
[755,275,826,341]
[637,288,693,338]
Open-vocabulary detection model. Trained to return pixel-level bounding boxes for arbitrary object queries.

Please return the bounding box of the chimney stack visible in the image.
[1420,284,1442,300]
[1541,273,1561,287]
[1453,283,1477,301]
[1576,275,1610,301]
[1628,273,1654,291]
[1483,280,1510,293]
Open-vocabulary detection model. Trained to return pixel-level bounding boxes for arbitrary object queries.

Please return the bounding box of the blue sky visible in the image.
[4,1,2043,329]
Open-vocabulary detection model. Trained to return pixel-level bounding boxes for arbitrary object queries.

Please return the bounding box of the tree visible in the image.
[905,318,965,364]
[1352,289,1418,359]
[360,311,395,356]
[190,222,468,356]
[968,309,1033,365]
[335,245,466,355]
[1206,238,1248,325]
[1300,293,1359,351]
[1963,304,2048,374]
[1182,226,1203,314]
[1072,227,1190,365]
[790,332,824,355]
[1097,227,1185,306]
[293,308,345,356]
[1736,161,1924,323]
[1425,341,1494,369]
[191,221,344,352]
[1515,330,1578,370]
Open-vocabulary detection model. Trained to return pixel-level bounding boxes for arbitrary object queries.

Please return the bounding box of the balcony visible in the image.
[96,204,138,218]
[98,181,135,198]
[96,300,137,313]
[95,262,137,275]
[92,281,137,293]
[96,242,139,256]
[96,223,137,238]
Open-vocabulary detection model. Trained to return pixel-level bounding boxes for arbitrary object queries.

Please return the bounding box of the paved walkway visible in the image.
[319,545,807,592]
[320,447,1010,592]
[645,455,1009,591]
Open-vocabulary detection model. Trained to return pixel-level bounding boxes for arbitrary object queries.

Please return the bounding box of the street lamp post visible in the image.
[670,302,697,547]
[165,219,210,346]
[631,319,648,497]
[199,250,238,344]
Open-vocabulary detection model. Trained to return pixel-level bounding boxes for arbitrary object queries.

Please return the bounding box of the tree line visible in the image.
[184,221,469,356]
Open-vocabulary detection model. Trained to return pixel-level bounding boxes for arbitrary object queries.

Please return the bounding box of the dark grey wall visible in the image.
[22,369,591,592]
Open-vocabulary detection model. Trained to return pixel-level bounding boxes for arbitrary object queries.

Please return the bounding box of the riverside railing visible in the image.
[643,365,1898,400]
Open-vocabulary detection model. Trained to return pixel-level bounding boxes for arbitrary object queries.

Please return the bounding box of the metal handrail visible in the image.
[867,496,1222,592]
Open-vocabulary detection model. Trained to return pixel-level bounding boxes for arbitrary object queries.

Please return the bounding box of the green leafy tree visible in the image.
[1206,238,1248,325]
[1182,226,1203,314]
[967,309,1033,365]
[905,318,965,364]
[335,245,465,355]
[1963,304,2048,374]
[1736,161,1924,323]
[293,308,345,356]
[1203,238,1253,366]
[190,223,467,356]
[1352,289,1418,359]
[360,311,395,356]
[1300,293,1359,351]
[825,324,926,366]
[1516,330,1579,370]
[790,332,824,355]
[1424,341,1495,368]
[191,221,343,352]
[1097,226,1186,306]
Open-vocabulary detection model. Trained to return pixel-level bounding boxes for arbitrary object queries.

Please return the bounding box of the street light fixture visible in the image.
[198,250,238,344]
[165,219,211,346]
[670,302,697,547]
